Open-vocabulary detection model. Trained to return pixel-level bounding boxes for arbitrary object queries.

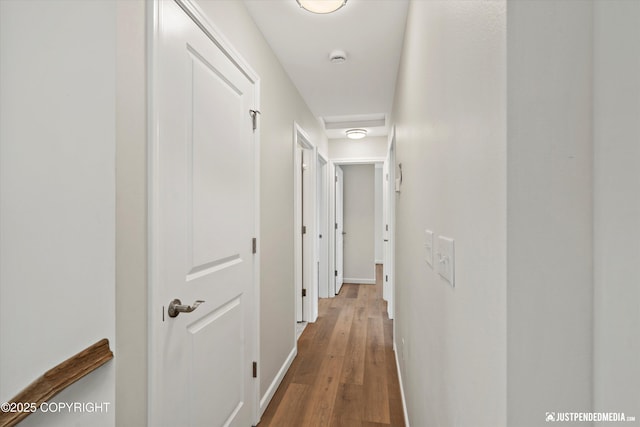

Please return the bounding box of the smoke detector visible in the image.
[329,50,347,64]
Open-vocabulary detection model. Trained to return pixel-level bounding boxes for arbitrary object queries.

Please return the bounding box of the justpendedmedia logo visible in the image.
[545,411,635,423]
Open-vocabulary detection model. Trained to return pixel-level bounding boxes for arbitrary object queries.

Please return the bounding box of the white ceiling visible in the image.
[244,0,409,139]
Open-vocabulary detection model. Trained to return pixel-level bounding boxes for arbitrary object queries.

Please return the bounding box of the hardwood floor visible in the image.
[258,265,405,427]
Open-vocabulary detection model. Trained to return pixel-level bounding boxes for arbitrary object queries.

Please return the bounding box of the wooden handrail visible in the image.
[0,338,113,427]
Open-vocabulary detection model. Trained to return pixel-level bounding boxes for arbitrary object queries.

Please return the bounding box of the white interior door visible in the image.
[152,1,257,425]
[317,156,328,298]
[296,147,304,322]
[335,166,344,294]
[302,148,314,320]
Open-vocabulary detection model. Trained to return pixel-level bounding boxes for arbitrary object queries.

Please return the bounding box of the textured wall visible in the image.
[391,1,507,425]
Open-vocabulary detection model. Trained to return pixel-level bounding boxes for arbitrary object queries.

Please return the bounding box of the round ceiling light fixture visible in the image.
[346,129,367,140]
[296,0,347,14]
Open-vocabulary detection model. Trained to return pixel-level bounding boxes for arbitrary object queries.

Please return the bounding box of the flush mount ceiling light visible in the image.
[346,129,367,140]
[296,0,347,14]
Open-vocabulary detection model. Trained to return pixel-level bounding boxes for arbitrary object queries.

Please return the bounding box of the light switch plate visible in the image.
[437,236,455,286]
[424,230,434,267]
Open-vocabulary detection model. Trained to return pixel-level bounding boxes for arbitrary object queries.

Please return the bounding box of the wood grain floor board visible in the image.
[365,359,390,419]
[330,383,364,426]
[327,303,355,357]
[366,317,386,366]
[258,265,405,427]
[355,285,370,310]
[344,285,359,299]
[300,354,345,427]
[268,383,311,427]
[340,308,368,385]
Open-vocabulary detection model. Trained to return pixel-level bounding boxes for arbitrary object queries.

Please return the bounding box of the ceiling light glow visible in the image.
[346,129,367,140]
[296,0,347,14]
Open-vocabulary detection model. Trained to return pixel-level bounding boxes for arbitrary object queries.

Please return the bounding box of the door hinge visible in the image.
[302,288,307,297]
[252,237,257,254]
[335,175,338,182]
[385,275,388,282]
[252,361,257,378]
[249,109,261,131]
[386,224,389,231]
[335,223,338,230]
[335,270,338,277]
[302,225,307,234]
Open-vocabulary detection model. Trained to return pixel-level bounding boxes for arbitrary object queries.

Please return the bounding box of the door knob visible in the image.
[168,299,204,318]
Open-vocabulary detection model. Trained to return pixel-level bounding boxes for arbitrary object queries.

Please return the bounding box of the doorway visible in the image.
[335,165,344,294]
[383,128,397,319]
[330,157,386,296]
[317,154,329,298]
[293,123,319,325]
[148,1,260,425]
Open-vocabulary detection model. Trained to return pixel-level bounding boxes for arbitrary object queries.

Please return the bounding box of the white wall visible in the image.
[191,0,328,409]
[507,2,594,425]
[374,165,383,263]
[115,1,147,426]
[342,165,376,283]
[0,1,116,426]
[329,136,388,160]
[593,0,640,422]
[391,1,507,426]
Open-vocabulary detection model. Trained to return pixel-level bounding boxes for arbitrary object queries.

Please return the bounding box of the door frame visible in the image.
[147,1,261,424]
[328,157,385,296]
[293,122,318,323]
[317,153,329,298]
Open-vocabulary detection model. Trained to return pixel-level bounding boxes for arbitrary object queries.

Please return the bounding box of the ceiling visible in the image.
[244,0,409,139]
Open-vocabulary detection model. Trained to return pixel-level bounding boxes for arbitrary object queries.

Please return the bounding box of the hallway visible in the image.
[259,265,405,426]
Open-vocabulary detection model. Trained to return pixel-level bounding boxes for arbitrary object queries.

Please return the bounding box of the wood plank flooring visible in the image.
[258,265,405,427]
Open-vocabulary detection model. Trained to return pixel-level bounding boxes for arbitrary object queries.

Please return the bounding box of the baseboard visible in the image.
[259,345,297,417]
[393,341,411,427]
[343,277,376,285]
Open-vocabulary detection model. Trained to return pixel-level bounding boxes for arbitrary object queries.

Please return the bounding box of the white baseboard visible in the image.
[259,346,297,417]
[393,340,410,427]
[343,277,376,285]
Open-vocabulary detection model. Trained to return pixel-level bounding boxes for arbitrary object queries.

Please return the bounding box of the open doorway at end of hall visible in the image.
[337,163,382,289]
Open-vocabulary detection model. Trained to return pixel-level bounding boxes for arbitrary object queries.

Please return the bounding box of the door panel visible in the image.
[188,297,243,426]
[153,1,256,425]
[188,47,249,274]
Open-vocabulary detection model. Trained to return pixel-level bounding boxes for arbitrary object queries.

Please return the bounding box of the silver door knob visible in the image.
[168,299,204,318]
